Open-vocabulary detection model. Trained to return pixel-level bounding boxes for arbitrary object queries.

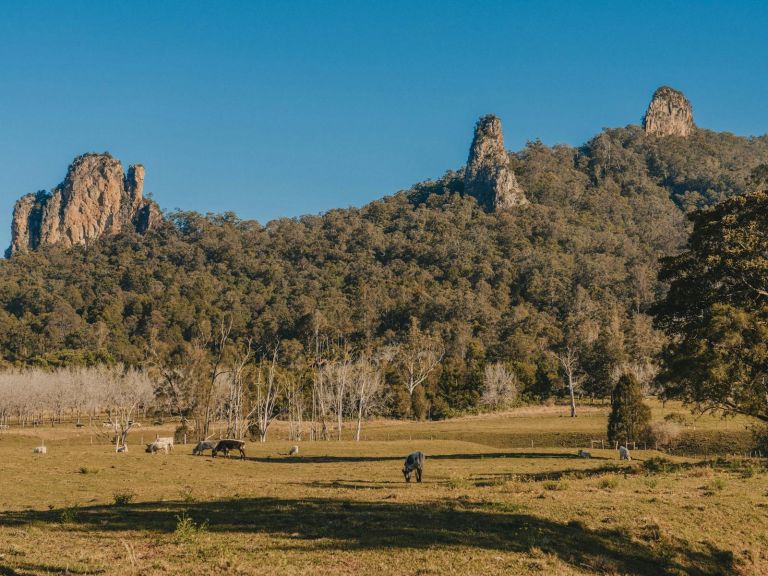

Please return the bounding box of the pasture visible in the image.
[0,404,766,575]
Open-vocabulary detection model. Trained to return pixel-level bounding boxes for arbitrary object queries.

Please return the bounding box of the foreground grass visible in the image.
[0,441,767,574]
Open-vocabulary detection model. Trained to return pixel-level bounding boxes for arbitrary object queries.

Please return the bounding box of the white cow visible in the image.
[619,446,631,461]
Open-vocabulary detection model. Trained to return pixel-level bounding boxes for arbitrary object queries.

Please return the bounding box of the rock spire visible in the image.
[464,114,527,210]
[643,86,694,137]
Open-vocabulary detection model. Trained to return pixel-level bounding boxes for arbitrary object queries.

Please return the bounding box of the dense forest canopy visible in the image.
[3,124,768,417]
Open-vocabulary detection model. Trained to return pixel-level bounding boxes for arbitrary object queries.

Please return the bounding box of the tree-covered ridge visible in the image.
[1,124,767,414]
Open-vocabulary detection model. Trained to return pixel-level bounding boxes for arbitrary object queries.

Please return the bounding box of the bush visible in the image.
[113,490,135,506]
[60,504,79,524]
[642,457,677,474]
[650,420,681,448]
[598,477,619,490]
[706,477,726,492]
[543,480,569,491]
[175,512,208,543]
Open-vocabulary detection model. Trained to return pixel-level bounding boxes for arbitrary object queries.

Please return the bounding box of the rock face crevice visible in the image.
[643,86,694,137]
[464,114,528,210]
[8,153,159,256]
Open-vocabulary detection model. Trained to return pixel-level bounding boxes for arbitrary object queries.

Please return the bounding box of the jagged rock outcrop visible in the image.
[464,114,528,210]
[643,86,694,137]
[8,153,160,256]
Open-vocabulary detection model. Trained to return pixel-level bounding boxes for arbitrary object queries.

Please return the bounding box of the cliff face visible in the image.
[8,154,159,256]
[464,115,528,210]
[643,86,694,137]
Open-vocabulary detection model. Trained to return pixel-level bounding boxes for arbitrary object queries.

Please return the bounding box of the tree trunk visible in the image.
[568,375,577,418]
[355,401,363,441]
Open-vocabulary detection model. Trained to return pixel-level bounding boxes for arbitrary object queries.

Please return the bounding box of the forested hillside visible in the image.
[2,123,768,416]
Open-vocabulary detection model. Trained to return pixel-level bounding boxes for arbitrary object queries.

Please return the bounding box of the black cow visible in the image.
[212,439,246,459]
[402,451,425,483]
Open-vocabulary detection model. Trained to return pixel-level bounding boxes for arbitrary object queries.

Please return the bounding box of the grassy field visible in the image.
[0,403,766,575]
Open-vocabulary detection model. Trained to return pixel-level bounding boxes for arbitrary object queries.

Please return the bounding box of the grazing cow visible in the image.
[145,436,174,454]
[32,446,47,454]
[578,450,591,458]
[402,451,425,483]
[145,441,170,454]
[288,445,299,456]
[619,446,631,461]
[155,436,174,451]
[212,439,246,460]
[192,440,217,456]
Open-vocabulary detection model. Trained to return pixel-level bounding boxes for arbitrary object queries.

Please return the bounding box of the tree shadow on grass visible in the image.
[243,451,612,464]
[0,563,101,575]
[0,497,734,576]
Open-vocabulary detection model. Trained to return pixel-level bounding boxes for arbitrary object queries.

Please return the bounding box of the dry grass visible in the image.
[0,403,765,575]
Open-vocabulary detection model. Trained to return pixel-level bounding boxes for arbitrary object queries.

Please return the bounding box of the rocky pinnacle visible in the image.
[464,115,528,210]
[8,153,160,256]
[643,86,694,137]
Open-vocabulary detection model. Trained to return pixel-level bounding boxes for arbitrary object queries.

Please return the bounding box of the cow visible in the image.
[402,451,425,483]
[192,440,217,456]
[155,436,174,450]
[288,445,299,456]
[578,449,591,458]
[619,446,631,461]
[32,446,47,454]
[212,439,246,460]
[145,441,170,454]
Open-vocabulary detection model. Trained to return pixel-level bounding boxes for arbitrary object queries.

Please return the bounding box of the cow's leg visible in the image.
[239,447,245,460]
[416,468,422,483]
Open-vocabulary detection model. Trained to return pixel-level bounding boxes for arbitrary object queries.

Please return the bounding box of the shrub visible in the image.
[598,477,619,490]
[650,420,681,448]
[543,480,569,491]
[706,477,726,492]
[60,504,79,524]
[113,490,135,506]
[642,457,676,474]
[175,512,207,543]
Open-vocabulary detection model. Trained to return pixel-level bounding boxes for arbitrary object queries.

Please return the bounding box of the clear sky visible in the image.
[1,1,767,252]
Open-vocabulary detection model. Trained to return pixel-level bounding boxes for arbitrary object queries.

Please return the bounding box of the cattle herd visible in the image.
[31,434,636,482]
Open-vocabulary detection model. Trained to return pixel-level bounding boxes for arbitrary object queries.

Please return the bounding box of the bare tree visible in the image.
[351,355,384,441]
[480,363,518,410]
[284,368,305,442]
[99,365,154,451]
[225,339,253,439]
[397,334,444,398]
[320,343,354,441]
[246,346,284,443]
[195,317,233,438]
[555,346,580,418]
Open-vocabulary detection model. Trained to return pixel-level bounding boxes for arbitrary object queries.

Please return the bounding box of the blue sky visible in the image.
[1,1,767,251]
